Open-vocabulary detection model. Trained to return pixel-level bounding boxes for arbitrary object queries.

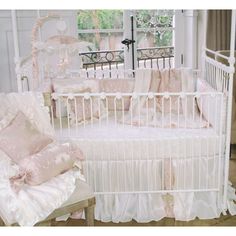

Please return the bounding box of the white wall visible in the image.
[0,10,16,92]
[0,10,77,93]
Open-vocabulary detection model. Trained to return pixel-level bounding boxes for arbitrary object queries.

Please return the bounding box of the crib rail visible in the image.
[203,50,233,93]
[48,91,225,195]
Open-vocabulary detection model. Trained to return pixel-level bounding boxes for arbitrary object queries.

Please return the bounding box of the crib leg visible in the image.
[37,220,52,226]
[0,218,5,226]
[85,205,95,226]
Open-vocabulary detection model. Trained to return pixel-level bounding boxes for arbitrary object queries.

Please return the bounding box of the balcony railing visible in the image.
[80,49,124,70]
[137,46,174,68]
[79,46,174,70]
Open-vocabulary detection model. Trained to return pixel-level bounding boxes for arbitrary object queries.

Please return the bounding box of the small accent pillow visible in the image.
[12,142,84,187]
[0,111,53,163]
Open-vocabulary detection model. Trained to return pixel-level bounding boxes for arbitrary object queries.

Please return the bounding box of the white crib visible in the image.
[14,13,236,222]
[15,60,234,221]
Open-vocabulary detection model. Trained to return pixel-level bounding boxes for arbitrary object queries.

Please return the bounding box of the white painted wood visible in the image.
[0,10,17,92]
[183,10,198,69]
[175,10,198,69]
[11,10,20,62]
[174,10,185,67]
[196,10,207,69]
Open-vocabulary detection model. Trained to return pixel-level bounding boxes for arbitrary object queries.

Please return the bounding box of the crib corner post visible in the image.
[222,9,236,212]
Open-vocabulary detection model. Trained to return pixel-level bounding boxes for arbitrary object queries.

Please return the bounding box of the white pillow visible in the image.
[196,79,227,133]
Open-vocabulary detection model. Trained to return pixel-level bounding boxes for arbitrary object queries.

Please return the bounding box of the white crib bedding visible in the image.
[54,117,223,160]
[0,165,82,226]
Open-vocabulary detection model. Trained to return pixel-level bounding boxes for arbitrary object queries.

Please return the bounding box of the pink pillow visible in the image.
[14,142,84,186]
[99,79,134,111]
[68,87,103,124]
[0,111,53,163]
[157,69,183,114]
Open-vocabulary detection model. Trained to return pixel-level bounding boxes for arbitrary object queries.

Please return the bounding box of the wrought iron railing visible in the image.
[80,49,124,70]
[79,46,174,70]
[137,46,174,68]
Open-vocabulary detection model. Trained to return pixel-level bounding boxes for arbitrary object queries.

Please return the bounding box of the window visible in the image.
[136,10,174,48]
[77,10,123,51]
[77,10,177,70]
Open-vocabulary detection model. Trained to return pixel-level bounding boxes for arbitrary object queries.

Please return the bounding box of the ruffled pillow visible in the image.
[0,111,53,163]
[11,142,84,187]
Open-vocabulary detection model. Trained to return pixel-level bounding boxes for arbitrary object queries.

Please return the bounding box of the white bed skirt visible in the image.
[84,158,228,222]
[81,151,236,222]
[65,137,236,222]
[95,186,236,223]
[78,188,236,223]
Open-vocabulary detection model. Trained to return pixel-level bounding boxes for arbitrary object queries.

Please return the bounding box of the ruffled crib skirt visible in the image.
[83,157,236,222]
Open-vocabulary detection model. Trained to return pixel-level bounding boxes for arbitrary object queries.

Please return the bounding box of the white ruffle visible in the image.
[95,193,166,223]
[1,92,54,137]
[0,159,81,226]
[94,186,236,223]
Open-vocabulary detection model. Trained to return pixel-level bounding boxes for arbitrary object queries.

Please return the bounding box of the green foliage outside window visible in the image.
[78,10,123,30]
[77,10,173,50]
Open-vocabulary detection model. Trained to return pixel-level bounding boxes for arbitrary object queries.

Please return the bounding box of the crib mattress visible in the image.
[54,117,224,160]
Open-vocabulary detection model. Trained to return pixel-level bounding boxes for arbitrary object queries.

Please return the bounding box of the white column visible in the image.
[183,10,198,69]
[197,10,207,69]
[174,10,185,67]
[123,10,137,70]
